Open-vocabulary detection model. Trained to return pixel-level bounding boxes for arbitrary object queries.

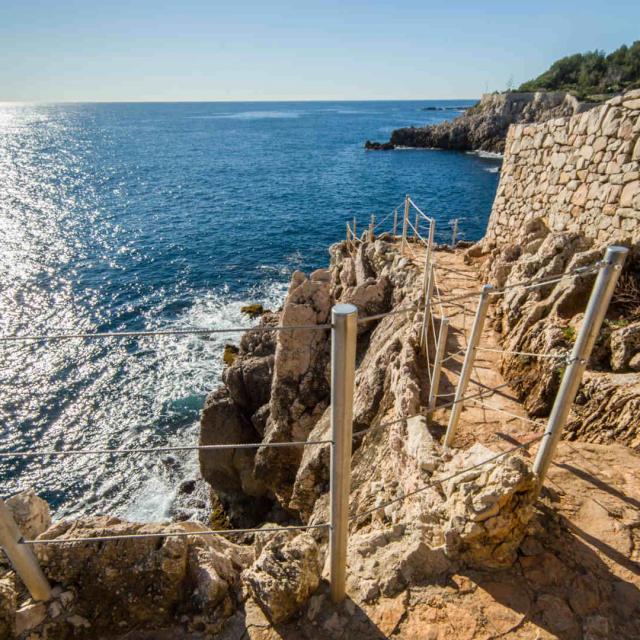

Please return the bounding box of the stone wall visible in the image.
[485,90,640,247]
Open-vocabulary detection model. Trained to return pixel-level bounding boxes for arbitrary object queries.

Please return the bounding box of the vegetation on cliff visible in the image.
[519,41,640,99]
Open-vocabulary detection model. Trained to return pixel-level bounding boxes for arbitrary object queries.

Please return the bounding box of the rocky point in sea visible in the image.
[365,91,594,154]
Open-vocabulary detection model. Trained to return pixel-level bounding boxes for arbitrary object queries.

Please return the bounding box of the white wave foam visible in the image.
[393,146,437,151]
[485,166,500,173]
[467,150,504,159]
[118,279,289,521]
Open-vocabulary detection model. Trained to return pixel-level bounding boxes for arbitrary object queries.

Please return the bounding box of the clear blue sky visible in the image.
[1,0,638,102]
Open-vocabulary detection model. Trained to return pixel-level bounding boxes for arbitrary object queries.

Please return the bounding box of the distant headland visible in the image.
[365,41,640,154]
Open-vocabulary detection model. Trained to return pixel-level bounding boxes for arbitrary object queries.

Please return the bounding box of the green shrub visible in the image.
[518,41,640,98]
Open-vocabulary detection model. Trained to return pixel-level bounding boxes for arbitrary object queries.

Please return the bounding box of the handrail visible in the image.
[407,197,434,223]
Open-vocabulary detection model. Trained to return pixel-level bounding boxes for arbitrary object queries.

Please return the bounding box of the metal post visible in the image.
[369,214,375,242]
[414,211,420,238]
[451,219,459,247]
[401,195,409,255]
[0,498,51,601]
[352,217,357,241]
[428,317,449,413]
[533,246,627,488]
[425,219,435,279]
[420,262,435,351]
[420,264,435,353]
[329,303,358,603]
[444,284,493,448]
[392,208,398,237]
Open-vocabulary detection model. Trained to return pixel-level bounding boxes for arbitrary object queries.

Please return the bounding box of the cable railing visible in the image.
[0,192,628,608]
[344,195,462,251]
[0,322,332,344]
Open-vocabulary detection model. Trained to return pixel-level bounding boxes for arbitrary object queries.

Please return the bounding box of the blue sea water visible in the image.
[0,100,501,520]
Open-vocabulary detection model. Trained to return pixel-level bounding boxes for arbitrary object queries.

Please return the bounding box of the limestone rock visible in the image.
[6,489,51,540]
[254,270,332,503]
[290,304,422,518]
[0,575,16,639]
[242,533,321,623]
[610,320,640,371]
[566,372,640,448]
[223,354,274,415]
[347,528,450,600]
[199,388,266,498]
[440,444,537,568]
[34,518,251,634]
[405,415,439,473]
[15,602,47,635]
[537,594,579,636]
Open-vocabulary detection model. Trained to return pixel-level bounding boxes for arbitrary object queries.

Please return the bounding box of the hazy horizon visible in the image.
[1,98,480,105]
[1,0,639,102]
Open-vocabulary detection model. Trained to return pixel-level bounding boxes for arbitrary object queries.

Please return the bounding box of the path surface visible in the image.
[389,241,640,639]
[221,240,640,640]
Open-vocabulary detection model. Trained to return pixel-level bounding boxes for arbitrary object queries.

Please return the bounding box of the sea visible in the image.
[0,100,501,521]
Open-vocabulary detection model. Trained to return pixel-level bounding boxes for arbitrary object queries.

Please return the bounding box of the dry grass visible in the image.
[612,272,640,321]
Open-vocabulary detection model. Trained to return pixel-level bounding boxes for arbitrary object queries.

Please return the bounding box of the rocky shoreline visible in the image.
[365,91,594,154]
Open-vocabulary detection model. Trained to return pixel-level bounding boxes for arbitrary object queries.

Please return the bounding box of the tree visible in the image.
[518,41,640,97]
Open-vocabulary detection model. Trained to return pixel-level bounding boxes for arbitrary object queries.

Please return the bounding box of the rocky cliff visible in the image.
[365,91,594,154]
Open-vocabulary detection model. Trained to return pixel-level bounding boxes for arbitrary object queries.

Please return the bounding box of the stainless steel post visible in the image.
[0,498,51,601]
[401,195,409,255]
[329,303,358,603]
[533,246,627,488]
[392,208,398,237]
[444,284,493,448]
[420,262,435,351]
[428,317,449,413]
[451,219,459,247]
[425,219,435,279]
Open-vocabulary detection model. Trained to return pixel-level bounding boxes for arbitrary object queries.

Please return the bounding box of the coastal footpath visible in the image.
[365,91,594,154]
[0,90,639,640]
[472,89,640,446]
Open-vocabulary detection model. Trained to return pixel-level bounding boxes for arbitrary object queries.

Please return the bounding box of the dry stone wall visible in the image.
[485,90,640,247]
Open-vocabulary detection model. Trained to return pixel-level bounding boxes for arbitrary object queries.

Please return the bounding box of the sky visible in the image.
[1,0,639,102]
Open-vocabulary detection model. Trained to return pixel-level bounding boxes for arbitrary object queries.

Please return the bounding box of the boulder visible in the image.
[199,389,266,498]
[223,354,274,415]
[6,488,51,539]
[242,533,321,623]
[241,303,267,319]
[440,444,537,569]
